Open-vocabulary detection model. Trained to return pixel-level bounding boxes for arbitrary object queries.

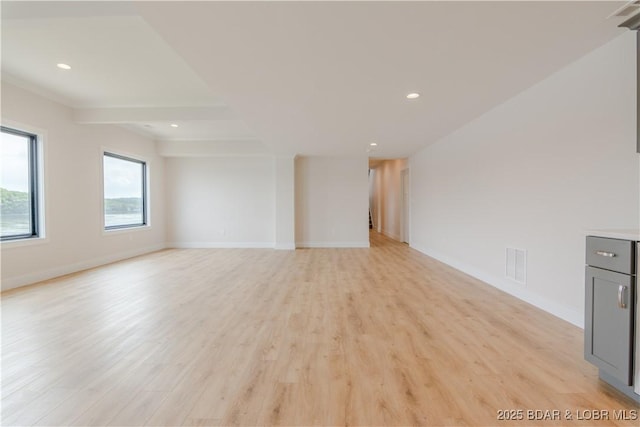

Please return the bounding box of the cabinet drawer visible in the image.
[586,236,635,275]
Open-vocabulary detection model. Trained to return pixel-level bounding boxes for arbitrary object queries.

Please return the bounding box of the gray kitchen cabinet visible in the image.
[584,265,635,385]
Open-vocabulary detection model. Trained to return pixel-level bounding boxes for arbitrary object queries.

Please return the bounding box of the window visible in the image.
[103,152,147,229]
[1,126,39,241]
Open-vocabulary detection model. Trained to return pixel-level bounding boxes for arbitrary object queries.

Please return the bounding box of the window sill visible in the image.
[103,225,152,236]
[0,236,49,249]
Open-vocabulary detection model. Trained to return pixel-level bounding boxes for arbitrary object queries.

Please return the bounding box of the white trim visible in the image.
[103,224,153,236]
[0,236,49,249]
[274,243,296,250]
[167,241,275,249]
[296,241,370,248]
[1,244,165,291]
[410,243,583,328]
[401,167,410,245]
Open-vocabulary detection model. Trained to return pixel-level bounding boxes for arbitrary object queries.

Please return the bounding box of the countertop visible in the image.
[585,229,640,241]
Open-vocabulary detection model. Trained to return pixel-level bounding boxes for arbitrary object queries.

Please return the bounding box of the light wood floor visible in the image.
[2,232,638,426]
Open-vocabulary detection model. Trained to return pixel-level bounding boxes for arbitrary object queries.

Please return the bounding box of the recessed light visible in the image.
[57,63,71,70]
[406,93,420,99]
[170,124,179,128]
[370,142,378,146]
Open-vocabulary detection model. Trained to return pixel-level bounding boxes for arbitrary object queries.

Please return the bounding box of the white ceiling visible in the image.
[1,1,258,147]
[1,15,222,108]
[1,1,633,157]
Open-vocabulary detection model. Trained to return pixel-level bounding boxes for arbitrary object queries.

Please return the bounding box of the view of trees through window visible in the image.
[103,153,146,229]
[0,127,37,240]
[1,133,148,238]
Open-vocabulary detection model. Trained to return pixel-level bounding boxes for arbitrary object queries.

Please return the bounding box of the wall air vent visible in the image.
[506,247,527,285]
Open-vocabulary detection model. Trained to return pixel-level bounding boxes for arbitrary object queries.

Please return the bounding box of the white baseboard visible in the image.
[1,244,166,292]
[167,241,275,249]
[274,243,296,250]
[296,241,370,248]
[410,244,583,328]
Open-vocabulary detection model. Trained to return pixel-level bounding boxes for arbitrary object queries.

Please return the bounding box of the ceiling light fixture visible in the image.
[406,92,420,99]
[57,63,71,70]
[370,142,378,146]
[170,124,179,128]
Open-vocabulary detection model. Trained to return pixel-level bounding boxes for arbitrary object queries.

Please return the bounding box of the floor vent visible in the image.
[506,248,526,285]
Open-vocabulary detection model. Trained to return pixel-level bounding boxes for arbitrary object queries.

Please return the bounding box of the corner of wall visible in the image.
[410,243,583,328]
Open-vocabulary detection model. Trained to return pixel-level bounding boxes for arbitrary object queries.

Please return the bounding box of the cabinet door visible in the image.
[584,266,635,385]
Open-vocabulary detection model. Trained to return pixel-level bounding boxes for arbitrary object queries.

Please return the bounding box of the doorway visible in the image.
[368,158,409,244]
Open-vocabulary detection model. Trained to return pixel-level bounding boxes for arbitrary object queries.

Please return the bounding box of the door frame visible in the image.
[400,168,410,244]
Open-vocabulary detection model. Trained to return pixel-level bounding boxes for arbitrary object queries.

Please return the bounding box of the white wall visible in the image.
[274,156,296,249]
[295,156,369,247]
[370,158,407,241]
[165,156,275,247]
[1,82,166,291]
[410,32,639,327]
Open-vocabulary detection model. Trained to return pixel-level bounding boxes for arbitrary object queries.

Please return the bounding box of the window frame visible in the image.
[1,126,40,241]
[102,151,148,231]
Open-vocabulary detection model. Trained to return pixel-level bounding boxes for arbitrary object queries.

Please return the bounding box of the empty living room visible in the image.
[1,1,640,426]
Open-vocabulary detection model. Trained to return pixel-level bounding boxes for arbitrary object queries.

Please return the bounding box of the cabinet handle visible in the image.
[618,285,627,309]
[595,250,616,258]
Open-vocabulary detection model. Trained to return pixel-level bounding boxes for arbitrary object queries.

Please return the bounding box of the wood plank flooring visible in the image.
[2,231,638,426]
